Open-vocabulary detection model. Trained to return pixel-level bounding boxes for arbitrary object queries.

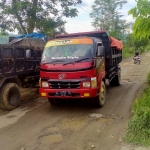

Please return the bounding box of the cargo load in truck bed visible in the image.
[110,36,123,50]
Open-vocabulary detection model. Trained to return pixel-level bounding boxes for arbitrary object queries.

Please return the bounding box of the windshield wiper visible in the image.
[41,60,65,65]
[63,57,91,66]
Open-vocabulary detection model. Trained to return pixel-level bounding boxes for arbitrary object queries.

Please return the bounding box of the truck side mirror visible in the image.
[26,49,31,59]
[97,46,105,57]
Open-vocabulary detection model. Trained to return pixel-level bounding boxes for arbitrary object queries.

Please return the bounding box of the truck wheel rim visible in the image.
[99,83,105,104]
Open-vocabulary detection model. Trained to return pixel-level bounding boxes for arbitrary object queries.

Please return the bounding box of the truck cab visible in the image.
[39,37,106,107]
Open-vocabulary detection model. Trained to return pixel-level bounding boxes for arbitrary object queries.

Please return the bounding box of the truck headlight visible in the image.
[42,81,49,88]
[91,77,97,88]
[83,82,90,88]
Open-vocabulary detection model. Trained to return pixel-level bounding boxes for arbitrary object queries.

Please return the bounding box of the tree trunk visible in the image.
[27,0,38,33]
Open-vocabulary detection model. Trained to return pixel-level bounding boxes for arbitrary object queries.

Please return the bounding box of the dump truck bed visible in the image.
[0,38,45,77]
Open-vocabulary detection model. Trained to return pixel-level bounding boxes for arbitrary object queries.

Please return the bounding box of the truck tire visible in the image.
[94,81,106,108]
[48,98,58,105]
[0,83,21,110]
[0,93,6,110]
[109,70,121,86]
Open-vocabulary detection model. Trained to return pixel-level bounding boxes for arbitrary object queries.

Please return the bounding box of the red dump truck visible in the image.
[39,31,123,107]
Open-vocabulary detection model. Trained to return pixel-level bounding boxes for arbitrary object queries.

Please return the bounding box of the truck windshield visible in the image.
[41,44,93,63]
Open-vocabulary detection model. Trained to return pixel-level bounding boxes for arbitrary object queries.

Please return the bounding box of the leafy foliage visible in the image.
[0,0,82,35]
[90,0,129,39]
[0,30,8,35]
[128,0,150,40]
[123,33,149,58]
[124,72,150,146]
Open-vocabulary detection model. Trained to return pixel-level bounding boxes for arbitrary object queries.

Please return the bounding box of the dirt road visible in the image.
[0,53,150,150]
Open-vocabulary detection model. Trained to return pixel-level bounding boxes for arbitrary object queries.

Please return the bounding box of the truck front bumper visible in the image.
[39,88,99,99]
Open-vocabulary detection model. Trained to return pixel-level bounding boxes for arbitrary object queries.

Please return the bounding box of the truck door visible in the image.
[96,42,105,88]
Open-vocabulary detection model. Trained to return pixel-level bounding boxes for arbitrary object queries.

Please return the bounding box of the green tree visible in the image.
[0,0,82,36]
[128,0,150,40]
[90,0,128,39]
[123,33,149,58]
[125,33,148,48]
[0,29,8,35]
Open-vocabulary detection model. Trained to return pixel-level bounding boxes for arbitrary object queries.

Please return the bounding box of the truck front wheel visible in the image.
[0,95,6,110]
[0,83,21,110]
[94,81,106,108]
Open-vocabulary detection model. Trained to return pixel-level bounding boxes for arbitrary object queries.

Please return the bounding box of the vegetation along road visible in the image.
[0,52,150,150]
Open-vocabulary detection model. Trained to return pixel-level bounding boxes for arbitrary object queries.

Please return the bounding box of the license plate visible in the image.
[55,91,72,96]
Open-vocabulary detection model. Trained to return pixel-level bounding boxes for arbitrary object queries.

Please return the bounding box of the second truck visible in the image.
[39,30,123,107]
[0,37,45,110]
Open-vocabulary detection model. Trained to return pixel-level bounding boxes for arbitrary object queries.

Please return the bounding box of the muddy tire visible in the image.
[48,98,58,105]
[94,81,106,108]
[110,70,121,86]
[0,92,6,110]
[0,83,21,110]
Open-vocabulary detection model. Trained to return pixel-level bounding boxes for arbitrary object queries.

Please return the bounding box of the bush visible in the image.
[124,72,150,146]
[145,45,150,52]
[123,47,135,58]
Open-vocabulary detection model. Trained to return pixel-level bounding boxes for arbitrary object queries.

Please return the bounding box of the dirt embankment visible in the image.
[0,53,150,150]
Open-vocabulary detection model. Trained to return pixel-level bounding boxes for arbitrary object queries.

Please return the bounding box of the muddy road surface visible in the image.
[0,53,150,150]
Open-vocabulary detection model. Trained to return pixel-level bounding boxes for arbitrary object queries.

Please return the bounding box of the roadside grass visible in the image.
[123,47,135,58]
[124,72,150,146]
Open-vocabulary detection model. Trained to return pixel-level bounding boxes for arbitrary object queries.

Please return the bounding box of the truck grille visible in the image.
[49,81,80,89]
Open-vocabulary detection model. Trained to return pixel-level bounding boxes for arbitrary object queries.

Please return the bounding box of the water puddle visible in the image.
[41,134,63,144]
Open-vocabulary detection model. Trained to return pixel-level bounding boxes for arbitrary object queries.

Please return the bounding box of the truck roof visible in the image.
[55,30,123,50]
